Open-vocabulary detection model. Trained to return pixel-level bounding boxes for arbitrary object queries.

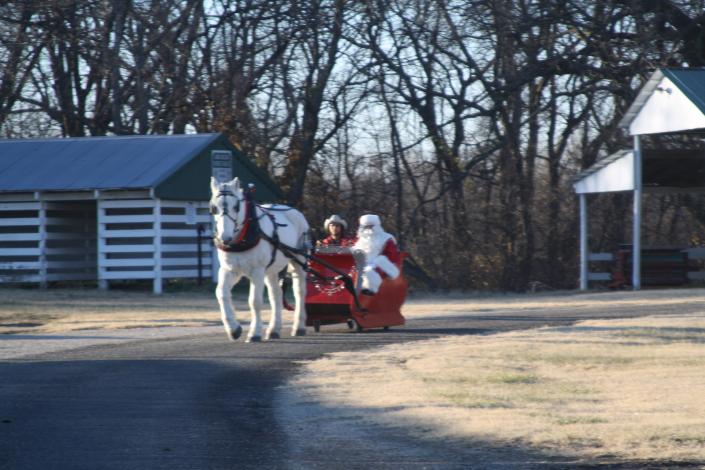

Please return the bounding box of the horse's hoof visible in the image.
[266,332,280,340]
[246,335,261,343]
[292,328,306,337]
[229,326,243,341]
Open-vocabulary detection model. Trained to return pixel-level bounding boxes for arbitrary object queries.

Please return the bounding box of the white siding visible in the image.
[1,197,213,292]
[574,152,635,194]
[97,199,212,292]
[629,76,705,135]
[159,201,213,281]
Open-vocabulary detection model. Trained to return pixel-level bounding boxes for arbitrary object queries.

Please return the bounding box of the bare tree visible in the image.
[278,0,367,206]
[3,0,705,290]
[0,1,42,135]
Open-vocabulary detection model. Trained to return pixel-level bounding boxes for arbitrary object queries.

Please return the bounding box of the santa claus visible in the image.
[352,214,400,295]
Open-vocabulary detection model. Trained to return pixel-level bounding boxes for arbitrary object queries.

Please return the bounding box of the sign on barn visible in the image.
[0,133,281,293]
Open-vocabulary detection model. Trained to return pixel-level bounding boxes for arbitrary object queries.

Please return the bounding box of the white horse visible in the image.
[210,176,309,342]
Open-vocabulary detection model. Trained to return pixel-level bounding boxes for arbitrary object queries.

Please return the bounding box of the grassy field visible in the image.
[3,285,705,462]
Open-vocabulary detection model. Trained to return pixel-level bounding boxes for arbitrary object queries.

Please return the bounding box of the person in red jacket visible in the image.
[352,214,400,294]
[317,214,355,247]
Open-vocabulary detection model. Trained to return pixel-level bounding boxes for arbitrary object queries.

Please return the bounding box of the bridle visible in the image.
[210,189,246,242]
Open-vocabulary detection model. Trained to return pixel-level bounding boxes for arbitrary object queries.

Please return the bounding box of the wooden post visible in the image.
[97,200,108,290]
[38,199,48,289]
[153,198,163,294]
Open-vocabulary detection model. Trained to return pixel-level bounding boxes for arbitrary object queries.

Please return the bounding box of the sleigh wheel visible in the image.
[313,320,321,333]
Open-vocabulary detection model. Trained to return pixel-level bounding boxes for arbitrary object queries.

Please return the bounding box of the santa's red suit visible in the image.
[353,214,400,294]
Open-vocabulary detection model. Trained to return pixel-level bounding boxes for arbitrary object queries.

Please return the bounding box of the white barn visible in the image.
[0,133,281,293]
[574,67,705,290]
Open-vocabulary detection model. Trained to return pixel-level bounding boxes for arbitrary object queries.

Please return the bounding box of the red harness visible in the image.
[214,197,261,253]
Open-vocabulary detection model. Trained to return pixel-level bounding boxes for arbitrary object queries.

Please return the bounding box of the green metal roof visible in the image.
[0,133,282,201]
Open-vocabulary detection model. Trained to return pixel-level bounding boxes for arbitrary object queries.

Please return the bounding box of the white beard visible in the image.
[353,227,398,294]
[354,227,390,259]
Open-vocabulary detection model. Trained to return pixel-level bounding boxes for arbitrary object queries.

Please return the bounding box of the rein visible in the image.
[212,189,365,310]
[258,231,366,312]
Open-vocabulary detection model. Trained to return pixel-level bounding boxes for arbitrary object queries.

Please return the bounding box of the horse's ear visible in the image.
[210,177,219,195]
[231,177,241,192]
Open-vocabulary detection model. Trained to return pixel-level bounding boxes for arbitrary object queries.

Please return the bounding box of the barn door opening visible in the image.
[0,199,98,286]
[43,200,98,285]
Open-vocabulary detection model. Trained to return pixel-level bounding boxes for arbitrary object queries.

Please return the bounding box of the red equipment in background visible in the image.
[304,247,407,332]
[610,245,689,289]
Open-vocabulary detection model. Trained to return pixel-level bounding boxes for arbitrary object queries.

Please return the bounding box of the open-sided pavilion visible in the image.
[574,67,705,290]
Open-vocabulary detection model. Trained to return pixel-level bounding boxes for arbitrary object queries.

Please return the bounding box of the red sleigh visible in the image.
[303,246,407,332]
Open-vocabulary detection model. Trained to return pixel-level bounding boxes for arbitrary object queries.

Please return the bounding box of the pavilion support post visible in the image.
[579,193,588,291]
[632,135,643,289]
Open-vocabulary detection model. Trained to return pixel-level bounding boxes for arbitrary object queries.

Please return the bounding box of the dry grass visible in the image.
[3,285,705,334]
[402,287,705,315]
[5,286,705,460]
[0,287,226,334]
[291,313,705,461]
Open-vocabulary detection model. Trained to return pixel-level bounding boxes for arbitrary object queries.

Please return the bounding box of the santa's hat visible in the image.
[358,214,381,228]
[324,214,347,230]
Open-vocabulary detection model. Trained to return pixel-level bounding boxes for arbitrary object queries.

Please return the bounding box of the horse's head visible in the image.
[210,176,246,246]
